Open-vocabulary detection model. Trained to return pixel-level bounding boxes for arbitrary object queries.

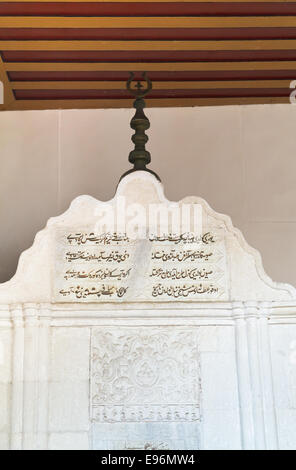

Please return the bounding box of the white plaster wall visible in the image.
[49,327,90,450]
[199,325,241,450]
[0,325,11,449]
[0,104,296,288]
[270,324,296,450]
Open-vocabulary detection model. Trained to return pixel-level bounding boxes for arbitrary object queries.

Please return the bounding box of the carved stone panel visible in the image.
[90,327,201,450]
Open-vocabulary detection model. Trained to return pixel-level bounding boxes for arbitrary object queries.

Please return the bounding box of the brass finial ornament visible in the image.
[120,72,161,181]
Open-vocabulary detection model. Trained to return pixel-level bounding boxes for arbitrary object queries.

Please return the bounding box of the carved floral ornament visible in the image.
[91,327,200,424]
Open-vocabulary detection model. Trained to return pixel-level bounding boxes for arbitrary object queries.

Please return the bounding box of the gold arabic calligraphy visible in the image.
[67,232,129,245]
[150,267,213,280]
[58,230,222,301]
[66,250,129,263]
[149,231,215,245]
[152,249,213,262]
[64,267,131,281]
[59,285,128,299]
[152,283,218,298]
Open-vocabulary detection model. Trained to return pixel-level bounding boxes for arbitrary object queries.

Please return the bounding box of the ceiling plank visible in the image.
[2,2,296,16]
[0,55,15,110]
[1,1,295,110]
[2,0,296,3]
[10,79,295,89]
[3,16,296,28]
[6,61,296,71]
[7,96,289,112]
[2,39,296,50]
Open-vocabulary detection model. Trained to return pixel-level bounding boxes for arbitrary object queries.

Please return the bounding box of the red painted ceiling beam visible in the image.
[1,27,296,41]
[1,2,296,17]
[14,87,292,100]
[9,70,296,82]
[4,49,296,62]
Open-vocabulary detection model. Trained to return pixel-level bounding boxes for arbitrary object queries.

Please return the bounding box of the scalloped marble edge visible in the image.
[180,194,296,299]
[0,171,295,302]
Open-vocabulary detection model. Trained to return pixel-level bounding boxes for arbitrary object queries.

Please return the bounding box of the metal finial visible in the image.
[126,71,152,99]
[120,72,160,181]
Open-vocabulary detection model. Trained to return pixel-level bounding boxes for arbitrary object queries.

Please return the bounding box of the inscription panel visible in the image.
[53,228,228,302]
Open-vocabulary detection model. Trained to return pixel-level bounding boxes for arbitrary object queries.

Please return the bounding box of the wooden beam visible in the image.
[2,40,296,51]
[6,61,296,72]
[0,55,15,111]
[6,96,289,112]
[2,0,296,3]
[10,80,295,90]
[2,17,296,29]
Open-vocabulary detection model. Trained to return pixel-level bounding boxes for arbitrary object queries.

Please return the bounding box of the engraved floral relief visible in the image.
[91,327,200,423]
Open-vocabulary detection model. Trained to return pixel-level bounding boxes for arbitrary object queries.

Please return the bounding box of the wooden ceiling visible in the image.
[1,0,296,110]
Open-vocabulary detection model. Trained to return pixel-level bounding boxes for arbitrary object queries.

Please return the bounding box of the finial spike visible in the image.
[120,72,160,182]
